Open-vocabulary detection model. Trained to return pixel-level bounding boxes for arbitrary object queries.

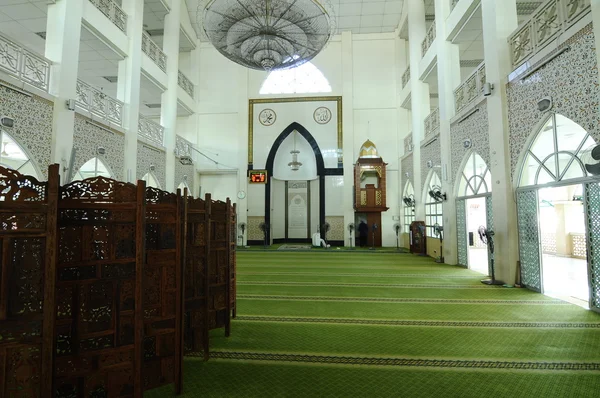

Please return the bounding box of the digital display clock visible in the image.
[249,170,267,183]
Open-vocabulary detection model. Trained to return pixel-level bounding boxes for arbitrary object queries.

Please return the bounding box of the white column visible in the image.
[481,0,519,284]
[45,0,83,181]
[190,43,202,197]
[118,0,144,183]
[161,0,182,192]
[342,31,356,247]
[407,0,431,220]
[435,0,461,264]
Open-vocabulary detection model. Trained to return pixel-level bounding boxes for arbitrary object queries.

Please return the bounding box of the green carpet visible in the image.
[147,252,600,397]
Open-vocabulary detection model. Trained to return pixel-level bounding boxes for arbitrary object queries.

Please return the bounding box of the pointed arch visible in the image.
[177,181,191,196]
[517,113,596,188]
[73,157,113,182]
[142,172,161,189]
[455,151,492,197]
[402,181,415,233]
[259,61,332,95]
[0,129,41,180]
[424,170,443,238]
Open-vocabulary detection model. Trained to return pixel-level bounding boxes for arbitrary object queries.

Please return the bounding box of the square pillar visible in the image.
[45,0,83,180]
[118,0,145,183]
[481,0,519,284]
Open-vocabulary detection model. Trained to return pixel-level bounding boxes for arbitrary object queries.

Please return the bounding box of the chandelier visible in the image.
[201,0,335,71]
[288,132,302,171]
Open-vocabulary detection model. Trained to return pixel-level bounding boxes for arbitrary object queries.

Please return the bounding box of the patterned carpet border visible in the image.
[238,294,567,305]
[234,316,600,328]
[238,272,477,279]
[237,281,498,289]
[200,351,600,371]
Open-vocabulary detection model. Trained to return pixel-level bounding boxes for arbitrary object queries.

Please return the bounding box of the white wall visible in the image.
[195,32,410,245]
[199,172,237,202]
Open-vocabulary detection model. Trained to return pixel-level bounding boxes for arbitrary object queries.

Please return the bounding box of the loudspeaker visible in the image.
[0,116,14,128]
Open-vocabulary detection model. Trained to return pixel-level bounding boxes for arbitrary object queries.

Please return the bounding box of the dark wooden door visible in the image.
[367,213,382,247]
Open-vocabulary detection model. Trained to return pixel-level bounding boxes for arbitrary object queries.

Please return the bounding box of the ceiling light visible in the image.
[201,0,336,71]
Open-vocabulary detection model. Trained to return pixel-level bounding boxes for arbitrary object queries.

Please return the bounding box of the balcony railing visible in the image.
[175,135,193,158]
[138,116,164,146]
[404,134,413,154]
[508,0,590,68]
[421,21,436,57]
[142,31,167,73]
[76,79,124,126]
[401,67,411,89]
[454,62,486,113]
[424,108,440,140]
[0,33,51,92]
[89,0,127,33]
[178,70,194,98]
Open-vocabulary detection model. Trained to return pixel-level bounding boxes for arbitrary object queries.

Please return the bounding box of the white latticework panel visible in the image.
[517,190,542,291]
[585,182,600,310]
[456,199,468,267]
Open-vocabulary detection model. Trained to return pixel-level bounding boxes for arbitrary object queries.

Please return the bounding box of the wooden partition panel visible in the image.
[142,188,183,394]
[54,177,146,398]
[0,165,58,398]
[208,199,231,335]
[230,204,237,318]
[183,195,209,357]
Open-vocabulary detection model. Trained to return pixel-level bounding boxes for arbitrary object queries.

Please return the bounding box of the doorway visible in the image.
[466,197,489,275]
[538,184,589,304]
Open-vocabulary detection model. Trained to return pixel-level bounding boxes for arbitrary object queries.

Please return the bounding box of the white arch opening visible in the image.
[518,113,595,188]
[259,62,332,95]
[402,181,415,233]
[458,152,491,197]
[424,171,443,238]
[0,129,40,180]
[142,172,161,189]
[73,157,112,182]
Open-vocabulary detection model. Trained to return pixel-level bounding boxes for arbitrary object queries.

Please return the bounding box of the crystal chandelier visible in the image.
[201,0,335,71]
[288,132,302,171]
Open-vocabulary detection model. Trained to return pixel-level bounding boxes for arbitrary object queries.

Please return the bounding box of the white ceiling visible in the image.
[186,0,407,39]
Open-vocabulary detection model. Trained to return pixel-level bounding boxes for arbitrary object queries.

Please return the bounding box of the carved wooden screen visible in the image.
[229,203,237,318]
[183,195,210,358]
[142,187,183,394]
[0,165,58,398]
[54,177,145,398]
[208,199,231,336]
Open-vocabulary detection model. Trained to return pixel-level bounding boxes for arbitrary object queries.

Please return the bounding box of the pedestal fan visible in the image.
[238,222,246,247]
[393,223,401,251]
[259,222,269,248]
[347,223,355,249]
[478,225,504,285]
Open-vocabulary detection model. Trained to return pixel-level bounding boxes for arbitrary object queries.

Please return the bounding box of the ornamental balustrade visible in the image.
[176,135,193,158]
[89,0,127,33]
[75,79,124,126]
[508,0,590,68]
[142,31,167,73]
[421,21,436,57]
[404,134,413,154]
[0,33,51,92]
[138,116,165,146]
[424,108,440,139]
[178,70,194,98]
[401,67,411,89]
[454,62,486,113]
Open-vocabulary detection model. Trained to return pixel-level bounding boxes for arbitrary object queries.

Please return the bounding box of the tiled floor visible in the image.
[542,254,589,306]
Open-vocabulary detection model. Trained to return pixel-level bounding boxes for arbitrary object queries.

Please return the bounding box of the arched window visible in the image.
[142,172,161,189]
[259,62,332,95]
[72,157,112,181]
[425,171,443,237]
[519,114,595,187]
[0,130,40,179]
[458,152,491,197]
[402,181,415,233]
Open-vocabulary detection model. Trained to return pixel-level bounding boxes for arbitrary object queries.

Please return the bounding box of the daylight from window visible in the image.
[259,62,332,95]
